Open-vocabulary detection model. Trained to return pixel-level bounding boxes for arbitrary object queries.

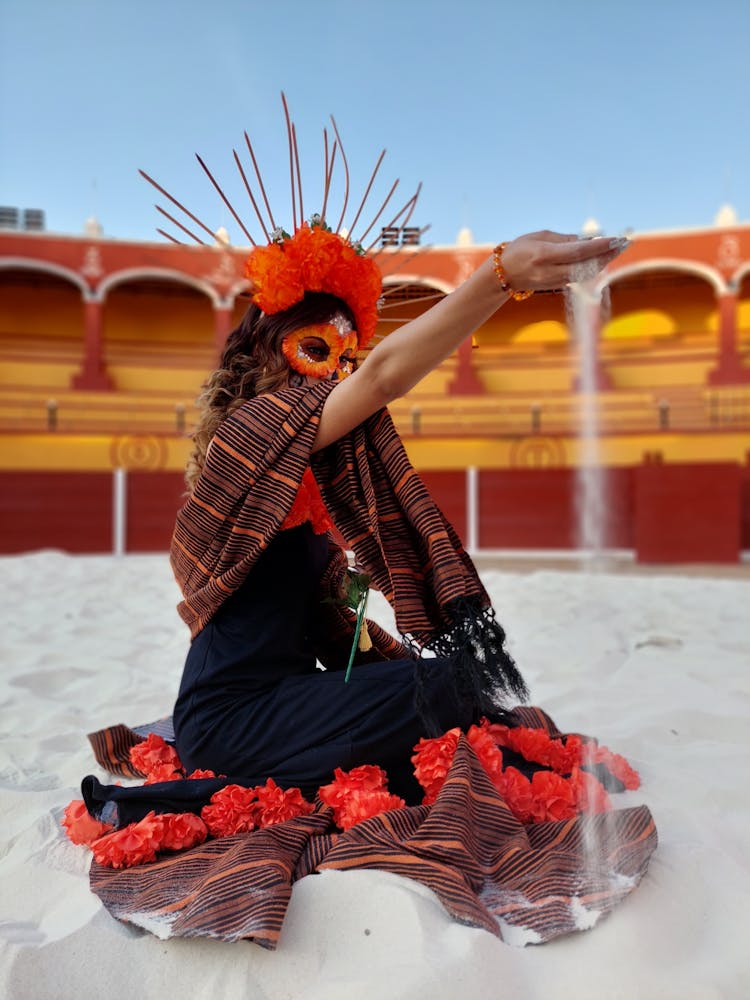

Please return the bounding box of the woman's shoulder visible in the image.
[222,383,335,435]
[209,382,336,464]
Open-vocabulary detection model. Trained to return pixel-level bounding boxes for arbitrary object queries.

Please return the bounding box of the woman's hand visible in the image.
[499,231,629,292]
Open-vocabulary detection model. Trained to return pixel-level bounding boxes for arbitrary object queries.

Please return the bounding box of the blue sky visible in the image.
[1,0,748,246]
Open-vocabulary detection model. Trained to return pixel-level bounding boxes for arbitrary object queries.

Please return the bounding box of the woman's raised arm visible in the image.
[312,231,627,451]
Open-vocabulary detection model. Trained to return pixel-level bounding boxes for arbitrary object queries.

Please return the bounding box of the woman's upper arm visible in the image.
[312,364,390,451]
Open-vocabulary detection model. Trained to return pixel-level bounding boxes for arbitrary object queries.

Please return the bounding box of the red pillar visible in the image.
[708,292,750,384]
[447,336,484,394]
[214,306,233,354]
[71,298,113,390]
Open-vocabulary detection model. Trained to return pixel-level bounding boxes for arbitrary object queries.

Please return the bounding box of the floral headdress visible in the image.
[140,95,424,349]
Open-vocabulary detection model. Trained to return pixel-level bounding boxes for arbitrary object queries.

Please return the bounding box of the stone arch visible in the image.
[97,267,221,306]
[599,259,726,297]
[0,257,90,297]
[97,271,218,389]
[602,263,721,344]
[0,261,88,385]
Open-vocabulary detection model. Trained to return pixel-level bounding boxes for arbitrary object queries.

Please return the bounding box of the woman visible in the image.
[74,113,655,945]
[168,230,627,805]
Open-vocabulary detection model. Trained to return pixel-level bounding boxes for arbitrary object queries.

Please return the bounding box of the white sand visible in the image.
[1,551,749,999]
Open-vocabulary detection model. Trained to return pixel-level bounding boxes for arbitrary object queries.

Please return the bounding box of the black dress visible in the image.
[173,523,474,804]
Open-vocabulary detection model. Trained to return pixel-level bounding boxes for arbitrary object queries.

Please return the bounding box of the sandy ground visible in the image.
[1,551,749,999]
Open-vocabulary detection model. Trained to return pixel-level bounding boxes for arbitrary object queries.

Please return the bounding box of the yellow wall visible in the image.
[103,285,215,347]
[3,429,747,473]
[0,281,84,343]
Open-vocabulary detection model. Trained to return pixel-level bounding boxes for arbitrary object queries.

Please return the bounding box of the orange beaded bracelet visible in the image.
[492,242,535,301]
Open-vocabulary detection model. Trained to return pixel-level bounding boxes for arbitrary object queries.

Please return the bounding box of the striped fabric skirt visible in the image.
[83,707,657,949]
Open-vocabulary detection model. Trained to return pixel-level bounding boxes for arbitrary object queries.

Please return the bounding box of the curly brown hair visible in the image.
[185,292,355,492]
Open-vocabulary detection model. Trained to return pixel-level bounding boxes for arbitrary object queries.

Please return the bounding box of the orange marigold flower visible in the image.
[91,811,165,869]
[158,812,208,851]
[129,733,182,777]
[143,762,184,784]
[185,768,217,780]
[280,468,333,534]
[246,243,303,314]
[334,788,406,831]
[588,746,641,790]
[253,778,314,828]
[569,766,612,814]
[529,770,577,823]
[411,728,460,805]
[552,734,584,772]
[485,724,583,774]
[294,225,344,290]
[494,766,535,824]
[243,225,382,349]
[466,723,505,783]
[61,799,113,846]
[201,784,257,838]
[318,764,388,810]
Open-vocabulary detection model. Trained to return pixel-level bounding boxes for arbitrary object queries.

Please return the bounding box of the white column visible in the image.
[466,465,479,554]
[112,467,127,556]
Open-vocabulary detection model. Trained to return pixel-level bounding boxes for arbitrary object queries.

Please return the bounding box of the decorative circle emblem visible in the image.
[109,435,167,470]
[509,436,566,468]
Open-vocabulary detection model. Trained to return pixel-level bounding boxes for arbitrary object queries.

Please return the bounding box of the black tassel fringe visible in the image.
[413,597,529,737]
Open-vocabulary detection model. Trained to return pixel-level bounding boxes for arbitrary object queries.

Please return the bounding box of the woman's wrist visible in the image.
[491,242,534,301]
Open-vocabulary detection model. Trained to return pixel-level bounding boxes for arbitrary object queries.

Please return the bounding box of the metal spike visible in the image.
[156,227,186,246]
[155,204,209,246]
[230,152,264,244]
[321,137,338,226]
[243,131,277,232]
[281,93,297,230]
[363,190,424,254]
[291,123,304,225]
[139,169,217,242]
[195,153,255,245]
[355,178,399,245]
[347,149,386,240]
[330,115,350,234]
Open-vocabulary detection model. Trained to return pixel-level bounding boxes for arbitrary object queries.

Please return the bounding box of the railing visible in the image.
[1,385,749,437]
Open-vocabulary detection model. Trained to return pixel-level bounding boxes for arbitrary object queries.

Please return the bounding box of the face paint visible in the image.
[282,314,358,382]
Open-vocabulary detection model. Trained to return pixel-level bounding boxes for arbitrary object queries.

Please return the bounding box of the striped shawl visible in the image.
[171,381,527,720]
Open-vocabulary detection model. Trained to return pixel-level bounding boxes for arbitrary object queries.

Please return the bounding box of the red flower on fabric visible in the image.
[569,766,612,814]
[529,770,578,823]
[61,799,113,846]
[334,788,406,831]
[143,762,184,785]
[588,746,641,790]
[200,784,257,838]
[411,728,460,805]
[253,778,314,828]
[494,766,536,824]
[318,764,388,809]
[91,811,164,869]
[280,468,333,535]
[186,769,217,780]
[483,722,584,774]
[466,723,505,784]
[158,812,208,851]
[553,734,584,773]
[318,765,401,829]
[129,733,183,778]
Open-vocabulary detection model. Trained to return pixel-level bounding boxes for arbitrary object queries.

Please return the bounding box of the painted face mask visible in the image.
[282,315,358,382]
